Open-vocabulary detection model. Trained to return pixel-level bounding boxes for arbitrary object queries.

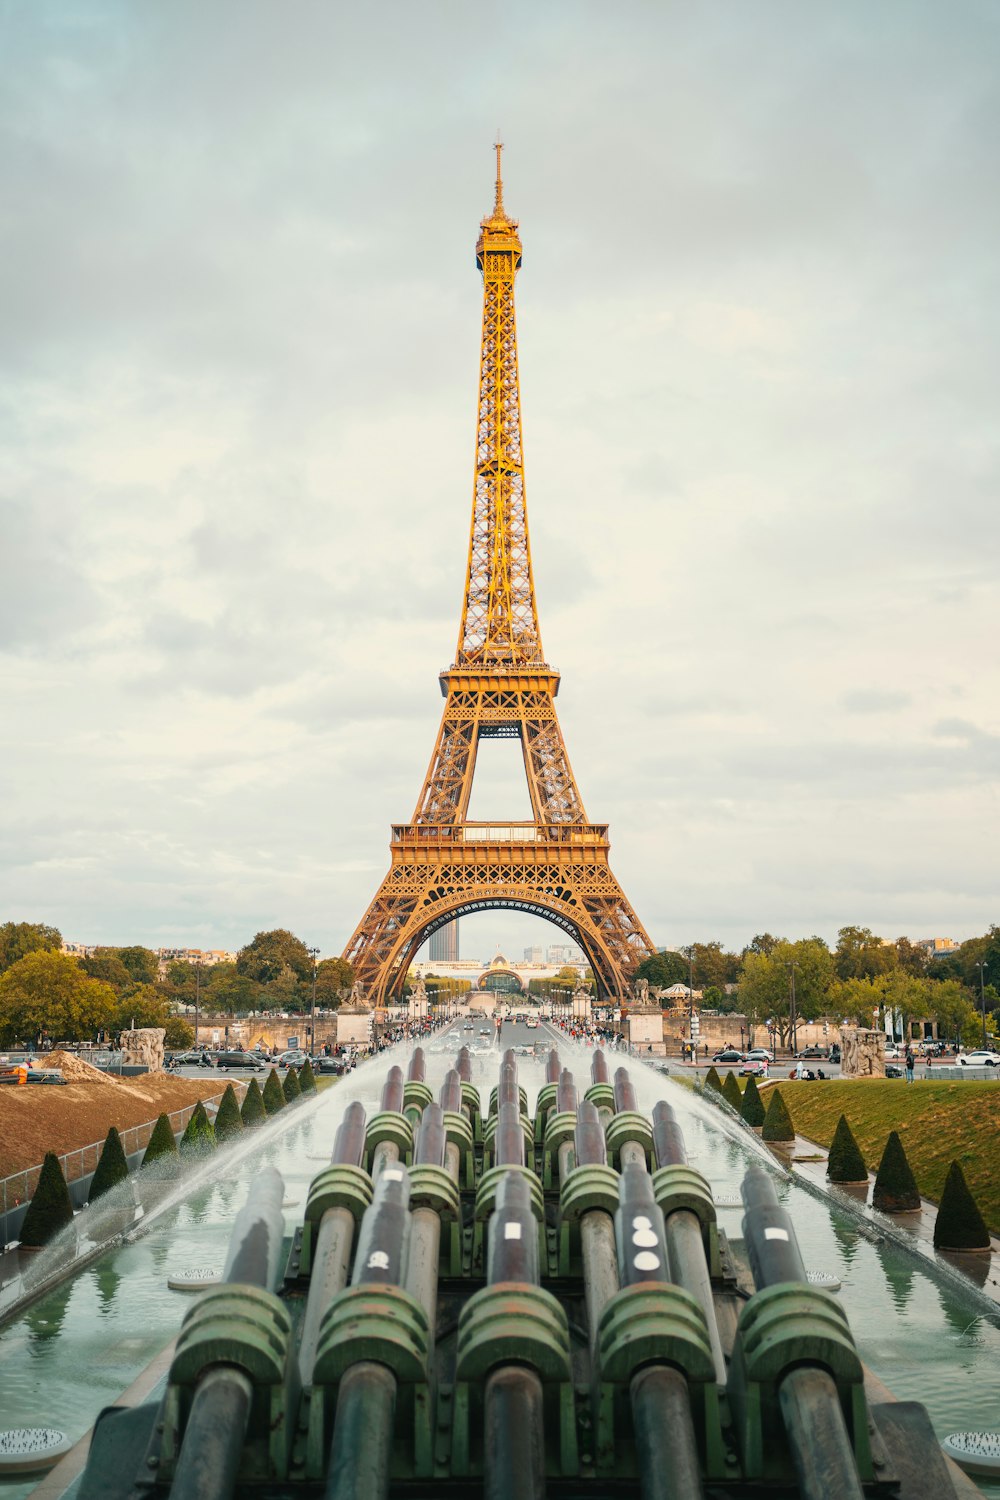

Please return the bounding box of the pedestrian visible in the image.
[905,1048,915,1084]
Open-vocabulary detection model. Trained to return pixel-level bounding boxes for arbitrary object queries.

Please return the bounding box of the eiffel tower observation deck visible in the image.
[344,147,655,1003]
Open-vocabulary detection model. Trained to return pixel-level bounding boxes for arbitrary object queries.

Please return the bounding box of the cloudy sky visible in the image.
[2,2,998,963]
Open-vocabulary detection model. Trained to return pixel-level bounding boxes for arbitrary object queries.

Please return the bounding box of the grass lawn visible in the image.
[770,1079,1000,1234]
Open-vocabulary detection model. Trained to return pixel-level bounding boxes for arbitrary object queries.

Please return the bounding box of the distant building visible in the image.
[523,945,544,963]
[429,921,460,963]
[546,943,582,964]
[916,937,961,959]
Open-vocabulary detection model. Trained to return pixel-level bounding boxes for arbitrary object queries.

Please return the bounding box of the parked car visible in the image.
[215,1051,267,1071]
[795,1046,827,1059]
[712,1049,744,1064]
[277,1050,308,1069]
[740,1059,769,1077]
[958,1050,1000,1067]
[885,1064,903,1078]
[883,1046,901,1060]
[746,1048,774,1063]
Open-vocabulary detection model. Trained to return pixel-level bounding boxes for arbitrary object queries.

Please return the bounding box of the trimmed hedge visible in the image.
[241,1077,267,1127]
[262,1068,286,1115]
[721,1072,742,1110]
[179,1101,216,1156]
[762,1089,795,1143]
[933,1161,990,1251]
[141,1113,179,1173]
[703,1066,722,1094]
[872,1130,920,1213]
[20,1153,74,1248]
[214,1084,244,1144]
[740,1074,766,1127]
[282,1066,302,1104]
[298,1058,317,1094]
[827,1114,868,1185]
[89,1126,129,1203]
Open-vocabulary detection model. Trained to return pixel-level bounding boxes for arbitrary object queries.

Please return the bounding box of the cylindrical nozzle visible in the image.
[615,1163,670,1288]
[556,1068,578,1115]
[414,1103,446,1168]
[498,1060,519,1110]
[545,1050,561,1083]
[591,1050,610,1085]
[574,1099,607,1167]
[222,1167,286,1290]
[613,1067,638,1114]
[494,1101,525,1168]
[456,1047,472,1082]
[331,1101,367,1167]
[439,1068,462,1113]
[740,1166,807,1289]
[407,1048,425,1083]
[352,1166,411,1288]
[488,1171,538,1284]
[651,1100,687,1168]
[380,1066,404,1114]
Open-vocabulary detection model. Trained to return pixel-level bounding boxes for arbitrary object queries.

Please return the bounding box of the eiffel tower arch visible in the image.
[343,145,654,1003]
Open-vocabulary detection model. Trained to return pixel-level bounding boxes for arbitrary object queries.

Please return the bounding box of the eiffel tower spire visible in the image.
[343,149,653,1002]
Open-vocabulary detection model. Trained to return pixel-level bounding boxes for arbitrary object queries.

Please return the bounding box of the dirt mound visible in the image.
[39,1049,113,1082]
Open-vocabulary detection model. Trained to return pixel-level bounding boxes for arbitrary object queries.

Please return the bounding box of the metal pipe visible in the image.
[545,1049,561,1083]
[221,1167,286,1290]
[439,1068,462,1113]
[298,1103,368,1384]
[371,1140,400,1180]
[591,1050,610,1085]
[456,1047,472,1082]
[613,1066,638,1114]
[407,1049,425,1082]
[740,1166,807,1288]
[404,1106,447,1331]
[663,1209,726,1385]
[332,1101,368,1167]
[620,1140,647,1168]
[580,1209,619,1347]
[630,1364,703,1500]
[573,1099,606,1166]
[325,1361,397,1500]
[651,1100,687,1168]
[380,1066,404,1114]
[556,1068,577,1113]
[495,1101,524,1168]
[168,1366,254,1500]
[484,1366,546,1500]
[779,1366,865,1500]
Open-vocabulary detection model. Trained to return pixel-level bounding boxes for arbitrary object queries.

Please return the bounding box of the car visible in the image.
[478,1028,491,1037]
[958,1050,1000,1067]
[883,1046,901,1060]
[314,1057,346,1075]
[885,1064,903,1078]
[463,1023,474,1031]
[277,1050,307,1068]
[745,1048,774,1063]
[215,1051,267,1071]
[526,1018,539,1028]
[795,1046,827,1059]
[740,1059,769,1077]
[712,1049,744,1064]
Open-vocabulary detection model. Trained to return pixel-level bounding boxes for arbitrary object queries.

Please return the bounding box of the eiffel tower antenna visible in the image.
[343,149,654,1002]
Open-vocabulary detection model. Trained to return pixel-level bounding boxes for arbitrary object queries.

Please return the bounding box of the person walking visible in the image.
[905,1047,915,1084]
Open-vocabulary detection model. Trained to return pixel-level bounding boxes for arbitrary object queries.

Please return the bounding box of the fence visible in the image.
[0,1089,235,1219]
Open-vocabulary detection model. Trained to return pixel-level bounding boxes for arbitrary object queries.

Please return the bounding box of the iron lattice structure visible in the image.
[344,147,654,1001]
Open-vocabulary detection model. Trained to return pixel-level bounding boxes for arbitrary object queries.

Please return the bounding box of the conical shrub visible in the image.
[298,1058,317,1094]
[872,1131,920,1213]
[721,1071,742,1110]
[214,1084,244,1144]
[241,1077,267,1127]
[933,1161,990,1251]
[827,1114,868,1185]
[89,1126,129,1203]
[703,1066,722,1093]
[740,1074,766,1127]
[20,1153,74,1248]
[282,1066,302,1104]
[141,1113,179,1175]
[262,1068,285,1115]
[761,1088,795,1143]
[179,1100,216,1156]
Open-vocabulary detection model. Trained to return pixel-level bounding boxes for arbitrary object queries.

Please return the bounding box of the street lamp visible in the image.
[194,961,201,1053]
[787,962,798,1056]
[975,962,989,1048]
[308,946,320,1054]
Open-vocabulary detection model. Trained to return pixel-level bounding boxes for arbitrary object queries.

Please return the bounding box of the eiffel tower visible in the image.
[343,146,654,1003]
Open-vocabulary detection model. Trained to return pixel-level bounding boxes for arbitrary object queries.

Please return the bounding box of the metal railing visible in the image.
[392,821,610,844]
[0,1090,232,1219]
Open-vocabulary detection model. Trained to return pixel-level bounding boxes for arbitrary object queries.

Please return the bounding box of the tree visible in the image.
[315,957,353,1006]
[634,951,689,991]
[237,929,313,984]
[89,1127,129,1203]
[262,1068,286,1114]
[762,1090,794,1143]
[737,938,834,1046]
[202,967,256,1016]
[20,1153,74,1248]
[81,952,133,990]
[115,984,170,1033]
[0,921,61,975]
[214,1084,244,1144]
[164,1015,194,1048]
[743,933,779,958]
[116,947,159,986]
[703,1066,722,1093]
[894,937,929,978]
[180,1101,216,1156]
[933,1162,990,1252]
[691,941,740,990]
[826,1115,868,1184]
[740,1075,766,1127]
[141,1114,179,1174]
[282,1066,302,1103]
[241,1078,267,1127]
[835,926,896,982]
[0,950,116,1045]
[872,1131,920,1213]
[298,1058,317,1094]
[721,1071,742,1110]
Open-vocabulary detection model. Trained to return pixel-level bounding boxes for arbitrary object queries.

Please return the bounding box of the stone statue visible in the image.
[411,975,428,1003]
[350,980,367,1006]
[633,977,650,1005]
[120,1027,165,1074]
[840,1026,885,1080]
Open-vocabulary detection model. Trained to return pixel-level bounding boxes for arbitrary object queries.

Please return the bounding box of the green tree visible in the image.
[872,1131,920,1213]
[116,947,159,986]
[743,933,780,958]
[826,1115,868,1184]
[0,921,61,974]
[214,1084,244,1144]
[241,1077,267,1127]
[81,952,133,990]
[703,1066,722,1093]
[89,1127,129,1202]
[141,1114,179,1174]
[282,1066,302,1103]
[180,1101,216,1156]
[0,950,116,1045]
[237,929,313,984]
[721,1071,742,1110]
[298,1058,317,1094]
[634,951,689,991]
[740,1074,766,1126]
[20,1153,74,1248]
[203,968,257,1016]
[762,1089,795,1143]
[315,957,353,1006]
[115,984,170,1033]
[737,938,833,1046]
[894,937,929,977]
[933,1162,990,1252]
[835,926,896,982]
[164,1015,194,1048]
[691,941,739,989]
[262,1068,286,1114]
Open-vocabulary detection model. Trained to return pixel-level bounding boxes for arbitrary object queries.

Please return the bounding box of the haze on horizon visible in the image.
[2,2,998,960]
